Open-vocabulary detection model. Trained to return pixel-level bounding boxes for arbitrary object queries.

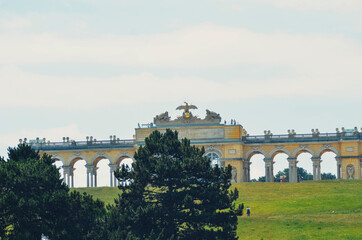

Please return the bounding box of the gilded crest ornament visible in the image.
[176,102,198,119]
[153,102,221,126]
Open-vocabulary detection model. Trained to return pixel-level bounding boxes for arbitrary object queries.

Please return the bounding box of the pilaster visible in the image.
[109,163,118,187]
[336,157,342,179]
[312,157,322,181]
[62,165,71,186]
[263,158,274,182]
[86,164,97,187]
[69,166,75,188]
[287,157,298,183]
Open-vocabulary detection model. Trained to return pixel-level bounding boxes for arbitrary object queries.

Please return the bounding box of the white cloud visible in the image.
[0,23,361,71]
[73,20,88,34]
[0,124,83,158]
[0,23,361,108]
[0,16,32,30]
[0,64,361,110]
[253,0,362,12]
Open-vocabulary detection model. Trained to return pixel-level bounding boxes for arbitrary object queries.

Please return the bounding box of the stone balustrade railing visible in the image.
[244,131,361,144]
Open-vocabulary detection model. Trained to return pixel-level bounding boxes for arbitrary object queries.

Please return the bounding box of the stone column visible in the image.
[264,158,274,182]
[109,164,118,187]
[247,161,251,182]
[94,167,98,187]
[69,167,75,188]
[241,160,247,182]
[336,157,342,179]
[242,160,249,182]
[62,166,70,186]
[242,161,246,182]
[312,157,322,181]
[287,158,298,183]
[86,165,95,187]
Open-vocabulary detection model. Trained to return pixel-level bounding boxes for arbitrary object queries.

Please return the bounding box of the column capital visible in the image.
[242,160,251,167]
[109,163,118,168]
[264,158,275,167]
[287,157,298,163]
[69,166,75,174]
[263,158,273,162]
[312,157,322,165]
[313,162,322,167]
[86,164,97,173]
[335,156,342,164]
[62,165,71,174]
[109,163,118,173]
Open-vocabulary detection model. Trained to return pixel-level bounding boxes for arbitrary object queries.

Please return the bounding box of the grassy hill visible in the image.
[75,180,362,240]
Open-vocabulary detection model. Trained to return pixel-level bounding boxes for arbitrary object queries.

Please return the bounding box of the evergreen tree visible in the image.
[257,176,266,182]
[321,173,336,180]
[107,129,239,240]
[64,191,107,240]
[0,144,69,239]
[274,169,290,182]
[274,167,314,182]
[0,144,106,240]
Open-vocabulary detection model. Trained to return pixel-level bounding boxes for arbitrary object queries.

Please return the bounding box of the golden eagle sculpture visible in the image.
[154,102,221,125]
[176,102,197,118]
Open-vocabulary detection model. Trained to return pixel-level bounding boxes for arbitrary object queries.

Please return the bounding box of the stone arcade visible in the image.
[27,103,362,187]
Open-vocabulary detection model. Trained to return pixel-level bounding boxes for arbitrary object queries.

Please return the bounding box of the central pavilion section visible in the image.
[135,103,244,145]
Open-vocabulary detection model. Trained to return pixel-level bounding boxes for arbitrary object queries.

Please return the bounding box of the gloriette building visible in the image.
[27,103,362,187]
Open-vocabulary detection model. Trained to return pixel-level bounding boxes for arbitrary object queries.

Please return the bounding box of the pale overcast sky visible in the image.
[1,0,361,185]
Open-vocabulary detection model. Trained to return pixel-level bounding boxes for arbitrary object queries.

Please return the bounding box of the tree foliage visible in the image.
[257,176,266,182]
[321,173,336,180]
[0,144,69,239]
[274,167,313,182]
[107,129,239,240]
[0,144,106,240]
[274,167,337,182]
[65,191,107,240]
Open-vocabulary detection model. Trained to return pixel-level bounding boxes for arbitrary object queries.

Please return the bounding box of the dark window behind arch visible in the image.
[205,152,221,167]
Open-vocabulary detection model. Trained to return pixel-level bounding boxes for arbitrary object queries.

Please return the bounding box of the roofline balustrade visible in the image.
[25,129,361,151]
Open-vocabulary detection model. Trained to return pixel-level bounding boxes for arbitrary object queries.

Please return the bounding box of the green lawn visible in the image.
[74,180,362,240]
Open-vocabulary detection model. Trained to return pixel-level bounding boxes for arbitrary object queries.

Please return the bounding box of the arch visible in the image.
[270,147,291,159]
[91,152,112,166]
[118,158,135,169]
[295,152,314,179]
[245,148,267,160]
[51,154,65,165]
[68,153,88,167]
[292,147,315,158]
[95,158,111,187]
[319,151,338,178]
[72,159,87,187]
[53,158,64,179]
[204,146,222,157]
[115,152,133,161]
[316,145,339,158]
[248,154,266,181]
[115,152,134,167]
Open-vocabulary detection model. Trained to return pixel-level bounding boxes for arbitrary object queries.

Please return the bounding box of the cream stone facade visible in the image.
[27,104,362,186]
